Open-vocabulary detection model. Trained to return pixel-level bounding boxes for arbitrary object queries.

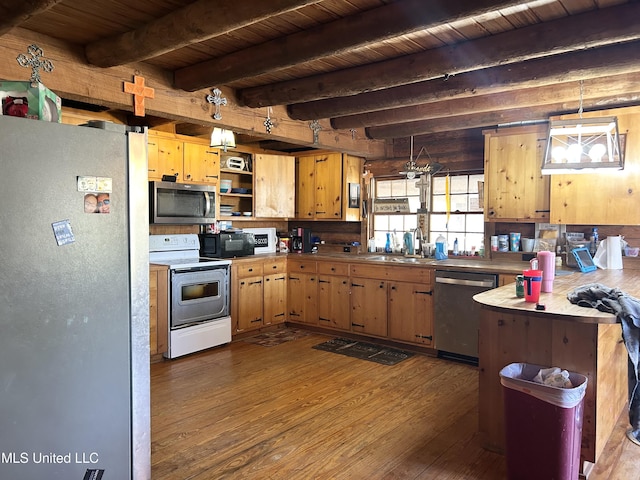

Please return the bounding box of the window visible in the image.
[430,174,484,254]
[372,178,420,252]
[372,173,484,254]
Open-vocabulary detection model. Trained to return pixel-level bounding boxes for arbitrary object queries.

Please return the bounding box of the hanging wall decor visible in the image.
[264,107,274,134]
[309,120,321,144]
[17,44,54,83]
[206,88,227,120]
[124,75,155,117]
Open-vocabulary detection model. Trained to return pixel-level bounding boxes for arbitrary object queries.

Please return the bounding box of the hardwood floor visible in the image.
[151,332,638,479]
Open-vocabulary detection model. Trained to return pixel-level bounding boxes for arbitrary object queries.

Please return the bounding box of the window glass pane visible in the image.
[431,195,447,212]
[450,194,468,212]
[374,214,390,231]
[390,179,407,197]
[389,215,405,232]
[450,175,468,194]
[466,214,485,233]
[430,213,448,232]
[469,193,481,211]
[469,174,483,193]
[406,179,420,197]
[376,181,392,198]
[407,197,420,212]
[432,176,446,195]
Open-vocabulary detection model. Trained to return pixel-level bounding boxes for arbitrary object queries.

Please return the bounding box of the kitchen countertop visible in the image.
[236,251,573,277]
[473,268,640,324]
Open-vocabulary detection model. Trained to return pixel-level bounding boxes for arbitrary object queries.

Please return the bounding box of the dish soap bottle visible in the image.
[385,233,392,253]
[435,234,448,260]
[453,238,459,256]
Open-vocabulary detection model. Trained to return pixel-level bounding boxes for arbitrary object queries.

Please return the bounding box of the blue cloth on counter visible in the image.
[567,283,640,444]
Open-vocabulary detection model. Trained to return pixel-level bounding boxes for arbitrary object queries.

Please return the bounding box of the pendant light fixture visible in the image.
[210,127,236,152]
[542,81,623,174]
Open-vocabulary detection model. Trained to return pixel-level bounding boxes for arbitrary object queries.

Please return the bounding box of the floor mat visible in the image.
[312,338,414,366]
[243,328,311,347]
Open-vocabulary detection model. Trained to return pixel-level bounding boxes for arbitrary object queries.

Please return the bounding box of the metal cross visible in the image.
[206,88,227,120]
[309,120,322,144]
[16,44,54,84]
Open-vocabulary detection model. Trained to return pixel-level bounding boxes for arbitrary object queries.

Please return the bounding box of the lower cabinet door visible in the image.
[388,281,434,346]
[317,275,350,331]
[350,277,387,337]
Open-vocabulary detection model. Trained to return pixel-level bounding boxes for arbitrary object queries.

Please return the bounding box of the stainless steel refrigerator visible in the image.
[0,115,150,479]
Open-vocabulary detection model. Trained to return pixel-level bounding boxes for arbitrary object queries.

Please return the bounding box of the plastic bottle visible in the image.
[385,233,392,253]
[453,238,459,256]
[479,240,485,257]
[435,234,448,260]
[590,227,599,256]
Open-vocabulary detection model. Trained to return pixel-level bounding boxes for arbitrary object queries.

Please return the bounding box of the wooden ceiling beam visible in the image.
[291,41,640,121]
[174,0,528,91]
[239,3,640,108]
[85,0,321,68]
[365,94,640,139]
[0,0,64,36]
[331,70,640,130]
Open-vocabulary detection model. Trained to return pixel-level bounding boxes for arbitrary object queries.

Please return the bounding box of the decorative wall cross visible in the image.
[206,88,227,120]
[17,44,54,84]
[309,120,322,144]
[124,75,155,116]
[264,107,274,134]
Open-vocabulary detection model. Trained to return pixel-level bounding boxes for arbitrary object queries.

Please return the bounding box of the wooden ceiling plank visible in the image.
[331,70,640,129]
[174,0,529,91]
[290,39,640,121]
[239,2,640,107]
[365,92,640,139]
[0,0,64,36]
[85,0,322,68]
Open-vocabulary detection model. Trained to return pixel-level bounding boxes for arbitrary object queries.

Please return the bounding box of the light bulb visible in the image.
[566,144,583,163]
[588,144,606,162]
[406,171,416,179]
[551,146,566,163]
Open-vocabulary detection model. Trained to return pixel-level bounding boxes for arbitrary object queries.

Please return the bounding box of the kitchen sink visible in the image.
[363,255,426,264]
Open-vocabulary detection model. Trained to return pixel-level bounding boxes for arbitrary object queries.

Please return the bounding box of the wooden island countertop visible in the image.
[473,268,635,475]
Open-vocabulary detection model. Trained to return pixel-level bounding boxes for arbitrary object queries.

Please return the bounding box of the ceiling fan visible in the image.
[399,136,444,179]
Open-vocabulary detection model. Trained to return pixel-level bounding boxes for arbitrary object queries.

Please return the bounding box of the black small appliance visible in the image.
[199,232,255,258]
[291,227,313,253]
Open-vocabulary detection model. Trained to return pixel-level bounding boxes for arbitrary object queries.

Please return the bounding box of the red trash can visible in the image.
[499,363,588,480]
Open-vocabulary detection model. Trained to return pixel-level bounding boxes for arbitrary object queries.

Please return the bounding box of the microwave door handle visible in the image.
[203,191,211,217]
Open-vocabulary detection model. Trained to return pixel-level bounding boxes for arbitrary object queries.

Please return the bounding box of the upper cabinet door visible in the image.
[295,155,317,219]
[254,153,295,218]
[183,143,220,184]
[483,125,550,222]
[148,136,182,181]
[314,153,342,219]
[549,106,640,225]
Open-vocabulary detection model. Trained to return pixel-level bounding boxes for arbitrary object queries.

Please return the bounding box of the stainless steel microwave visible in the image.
[149,181,217,224]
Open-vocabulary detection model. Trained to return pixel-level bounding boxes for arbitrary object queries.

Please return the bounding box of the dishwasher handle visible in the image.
[435,276,495,288]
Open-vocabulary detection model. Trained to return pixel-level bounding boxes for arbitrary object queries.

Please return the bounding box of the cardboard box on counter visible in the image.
[1,81,61,122]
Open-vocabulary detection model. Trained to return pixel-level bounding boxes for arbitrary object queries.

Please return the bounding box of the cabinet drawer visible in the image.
[350,263,432,284]
[317,262,349,276]
[288,259,317,273]
[235,262,264,278]
[263,258,286,274]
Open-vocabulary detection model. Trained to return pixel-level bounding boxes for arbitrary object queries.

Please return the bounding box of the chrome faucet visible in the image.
[413,227,425,257]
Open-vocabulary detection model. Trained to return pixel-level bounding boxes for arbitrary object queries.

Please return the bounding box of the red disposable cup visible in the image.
[523,269,543,303]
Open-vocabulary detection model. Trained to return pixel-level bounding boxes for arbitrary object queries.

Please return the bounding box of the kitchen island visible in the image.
[473,268,636,474]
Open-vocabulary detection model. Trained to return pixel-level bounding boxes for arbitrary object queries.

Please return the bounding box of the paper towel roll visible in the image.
[607,235,623,270]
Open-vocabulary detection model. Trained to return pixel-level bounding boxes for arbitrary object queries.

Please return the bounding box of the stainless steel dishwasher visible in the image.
[434,270,498,365]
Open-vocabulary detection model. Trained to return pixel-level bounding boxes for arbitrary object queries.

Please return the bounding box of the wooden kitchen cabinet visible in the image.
[254,153,295,218]
[231,262,264,333]
[148,132,220,185]
[287,259,318,324]
[388,280,434,346]
[350,277,388,337]
[148,135,182,181]
[149,264,168,360]
[483,124,550,222]
[295,153,363,221]
[263,258,287,326]
[182,142,220,184]
[317,261,351,331]
[549,105,640,225]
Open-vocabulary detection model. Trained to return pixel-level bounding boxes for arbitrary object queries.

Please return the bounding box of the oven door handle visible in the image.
[203,191,212,218]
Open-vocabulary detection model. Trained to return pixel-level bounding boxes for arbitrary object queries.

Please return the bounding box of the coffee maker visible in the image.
[291,227,312,253]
